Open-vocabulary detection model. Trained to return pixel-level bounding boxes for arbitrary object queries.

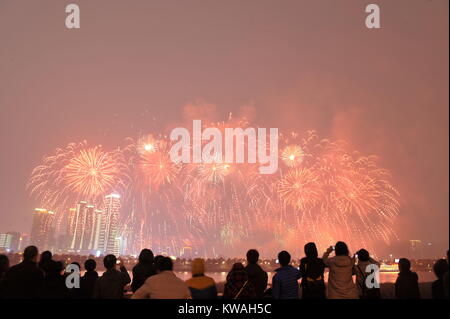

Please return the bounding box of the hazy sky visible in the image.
[0,1,448,251]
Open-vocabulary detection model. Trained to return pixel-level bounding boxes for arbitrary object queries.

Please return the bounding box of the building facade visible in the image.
[29,208,55,251]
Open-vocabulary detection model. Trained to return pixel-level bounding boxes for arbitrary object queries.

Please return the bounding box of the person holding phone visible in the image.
[322,242,358,299]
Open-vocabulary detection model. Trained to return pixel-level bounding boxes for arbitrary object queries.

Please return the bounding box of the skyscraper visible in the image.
[29,208,55,250]
[67,202,103,254]
[98,193,121,255]
[0,233,11,251]
[7,231,21,251]
[68,201,87,252]
[0,231,21,252]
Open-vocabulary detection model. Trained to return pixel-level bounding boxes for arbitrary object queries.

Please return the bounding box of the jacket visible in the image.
[323,254,358,299]
[272,265,301,299]
[93,267,131,299]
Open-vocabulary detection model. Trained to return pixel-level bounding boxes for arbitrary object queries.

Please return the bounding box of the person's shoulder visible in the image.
[145,272,162,283]
[204,275,216,285]
[7,263,21,272]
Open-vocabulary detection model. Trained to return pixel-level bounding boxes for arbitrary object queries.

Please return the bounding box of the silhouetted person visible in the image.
[395,258,420,299]
[272,251,301,299]
[186,258,217,299]
[223,262,256,299]
[244,249,268,298]
[354,249,381,299]
[323,242,358,299]
[300,242,326,299]
[431,259,448,299]
[93,255,130,299]
[0,254,9,298]
[131,249,156,292]
[3,246,44,299]
[38,250,54,276]
[80,259,98,298]
[41,261,68,299]
[132,256,191,299]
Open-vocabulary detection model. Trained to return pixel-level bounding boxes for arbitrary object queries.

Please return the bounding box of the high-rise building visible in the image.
[68,201,87,252]
[98,193,121,255]
[67,202,103,254]
[92,209,103,252]
[0,233,11,251]
[29,208,55,250]
[7,232,21,251]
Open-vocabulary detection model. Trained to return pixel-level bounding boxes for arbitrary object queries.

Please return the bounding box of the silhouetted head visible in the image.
[154,255,164,265]
[398,258,411,273]
[356,249,370,262]
[191,258,205,276]
[335,242,349,256]
[304,242,318,259]
[0,254,9,274]
[246,249,259,264]
[84,259,96,272]
[40,250,52,263]
[138,249,154,264]
[103,254,117,270]
[433,259,448,278]
[278,251,291,267]
[23,246,39,262]
[231,262,245,272]
[156,256,173,272]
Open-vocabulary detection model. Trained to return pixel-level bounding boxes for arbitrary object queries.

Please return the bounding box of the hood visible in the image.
[332,256,353,267]
[192,258,205,276]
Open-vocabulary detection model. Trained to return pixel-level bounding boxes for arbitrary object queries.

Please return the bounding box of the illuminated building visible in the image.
[114,237,122,256]
[92,209,103,252]
[0,232,21,252]
[0,233,11,251]
[29,208,55,250]
[68,201,88,252]
[98,193,121,255]
[67,202,103,254]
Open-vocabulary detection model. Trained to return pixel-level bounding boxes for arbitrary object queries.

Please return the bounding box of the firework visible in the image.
[277,168,322,211]
[281,145,304,167]
[29,118,400,257]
